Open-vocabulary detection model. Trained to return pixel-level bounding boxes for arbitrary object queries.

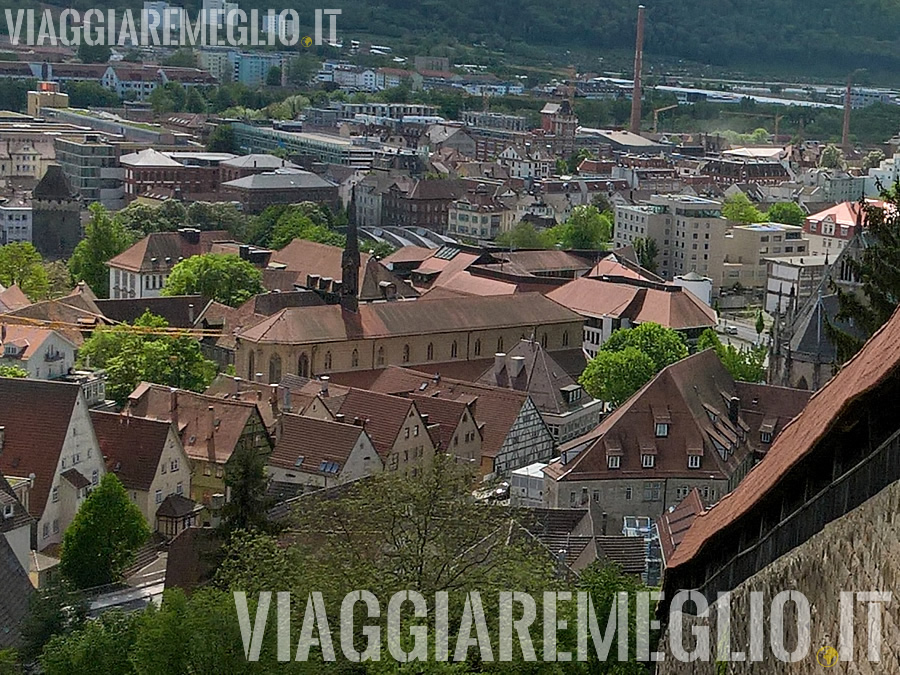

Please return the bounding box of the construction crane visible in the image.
[652,104,678,134]
[725,111,785,143]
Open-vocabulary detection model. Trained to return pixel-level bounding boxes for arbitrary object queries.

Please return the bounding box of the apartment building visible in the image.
[710,223,809,292]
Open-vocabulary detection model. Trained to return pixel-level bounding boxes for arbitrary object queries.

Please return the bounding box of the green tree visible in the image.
[268,212,343,249]
[819,143,845,169]
[601,322,689,372]
[116,201,187,236]
[184,87,207,113]
[206,124,235,153]
[20,578,87,662]
[552,204,612,249]
[495,221,550,249]
[78,311,217,404]
[633,236,659,273]
[162,254,264,307]
[220,443,271,535]
[40,612,138,675]
[755,310,765,338]
[65,81,120,108]
[579,346,656,406]
[722,192,765,224]
[77,42,110,64]
[697,329,767,382]
[0,242,49,300]
[284,55,317,86]
[766,201,806,227]
[862,149,886,172]
[265,66,282,86]
[148,86,175,115]
[60,474,150,589]
[186,201,246,239]
[162,48,197,68]
[68,203,135,298]
[0,365,27,378]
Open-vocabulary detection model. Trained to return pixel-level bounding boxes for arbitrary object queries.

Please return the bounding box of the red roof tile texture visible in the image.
[91,411,174,492]
[668,305,900,569]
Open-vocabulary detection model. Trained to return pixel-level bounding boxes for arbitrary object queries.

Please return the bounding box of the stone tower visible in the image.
[31,163,81,259]
[340,218,360,313]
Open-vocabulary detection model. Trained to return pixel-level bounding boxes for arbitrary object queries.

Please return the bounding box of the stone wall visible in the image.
[657,478,900,674]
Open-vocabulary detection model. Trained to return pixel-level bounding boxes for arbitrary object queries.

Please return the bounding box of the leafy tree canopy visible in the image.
[579,346,656,406]
[162,254,264,307]
[0,365,27,378]
[766,201,806,227]
[68,203,135,298]
[60,474,150,589]
[77,311,217,404]
[601,322,689,372]
[697,329,767,382]
[0,242,49,301]
[722,192,765,224]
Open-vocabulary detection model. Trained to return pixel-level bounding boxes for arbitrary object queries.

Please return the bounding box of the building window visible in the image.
[402,344,410,363]
[176,482,183,495]
[688,455,701,469]
[562,331,569,347]
[676,486,689,501]
[43,523,49,539]
[268,355,282,384]
[624,487,633,501]
[171,459,179,472]
[377,347,385,366]
[155,490,163,504]
[641,454,655,468]
[451,341,458,358]
[569,491,577,507]
[413,424,419,437]
[655,423,669,438]
[52,487,59,503]
[426,343,434,360]
[248,350,256,381]
[351,349,359,368]
[607,455,620,469]
[53,519,59,534]
[643,481,662,501]
[761,431,772,444]
[497,337,503,353]
[297,353,309,378]
[92,470,99,485]
[474,339,481,356]
[324,351,332,371]
[592,489,600,503]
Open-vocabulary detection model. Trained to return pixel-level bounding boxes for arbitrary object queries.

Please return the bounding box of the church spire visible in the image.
[341,218,360,313]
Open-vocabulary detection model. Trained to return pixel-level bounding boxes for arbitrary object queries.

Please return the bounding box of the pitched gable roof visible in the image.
[334,389,416,458]
[0,285,30,313]
[544,350,808,483]
[368,367,530,461]
[477,339,586,415]
[270,414,371,475]
[107,230,231,274]
[238,293,580,345]
[547,277,717,330]
[0,472,33,535]
[95,295,211,328]
[91,411,175,492]
[658,488,705,564]
[0,535,33,648]
[125,383,268,465]
[667,303,900,570]
[0,378,81,519]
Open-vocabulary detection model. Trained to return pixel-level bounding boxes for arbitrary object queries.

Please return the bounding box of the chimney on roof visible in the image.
[353,416,362,426]
[269,383,279,416]
[509,355,526,379]
[432,373,441,384]
[728,396,740,424]
[255,372,264,383]
[335,413,345,422]
[207,405,216,458]
[421,413,429,425]
[188,303,195,324]
[283,387,292,412]
[234,376,242,393]
[0,425,4,454]
[494,352,506,375]
[601,511,608,536]
[320,376,329,396]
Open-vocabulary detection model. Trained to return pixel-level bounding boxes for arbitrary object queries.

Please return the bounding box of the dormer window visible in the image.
[2,504,13,519]
[607,455,620,469]
[641,454,655,468]
[761,431,772,444]
[655,423,669,438]
[688,455,701,469]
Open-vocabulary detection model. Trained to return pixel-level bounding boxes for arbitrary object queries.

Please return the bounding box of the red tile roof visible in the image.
[0,378,82,519]
[667,304,900,570]
[125,383,269,465]
[91,411,175,492]
[270,414,371,474]
[658,488,705,564]
[333,389,417,458]
[543,350,808,483]
[407,394,473,450]
[0,285,30,313]
[368,367,529,461]
[547,277,717,330]
[238,293,581,344]
[107,230,232,274]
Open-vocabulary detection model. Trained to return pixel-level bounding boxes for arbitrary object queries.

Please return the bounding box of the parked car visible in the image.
[725,326,738,335]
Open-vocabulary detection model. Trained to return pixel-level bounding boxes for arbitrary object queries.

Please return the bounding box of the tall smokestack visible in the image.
[629,5,646,135]
[842,78,852,151]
